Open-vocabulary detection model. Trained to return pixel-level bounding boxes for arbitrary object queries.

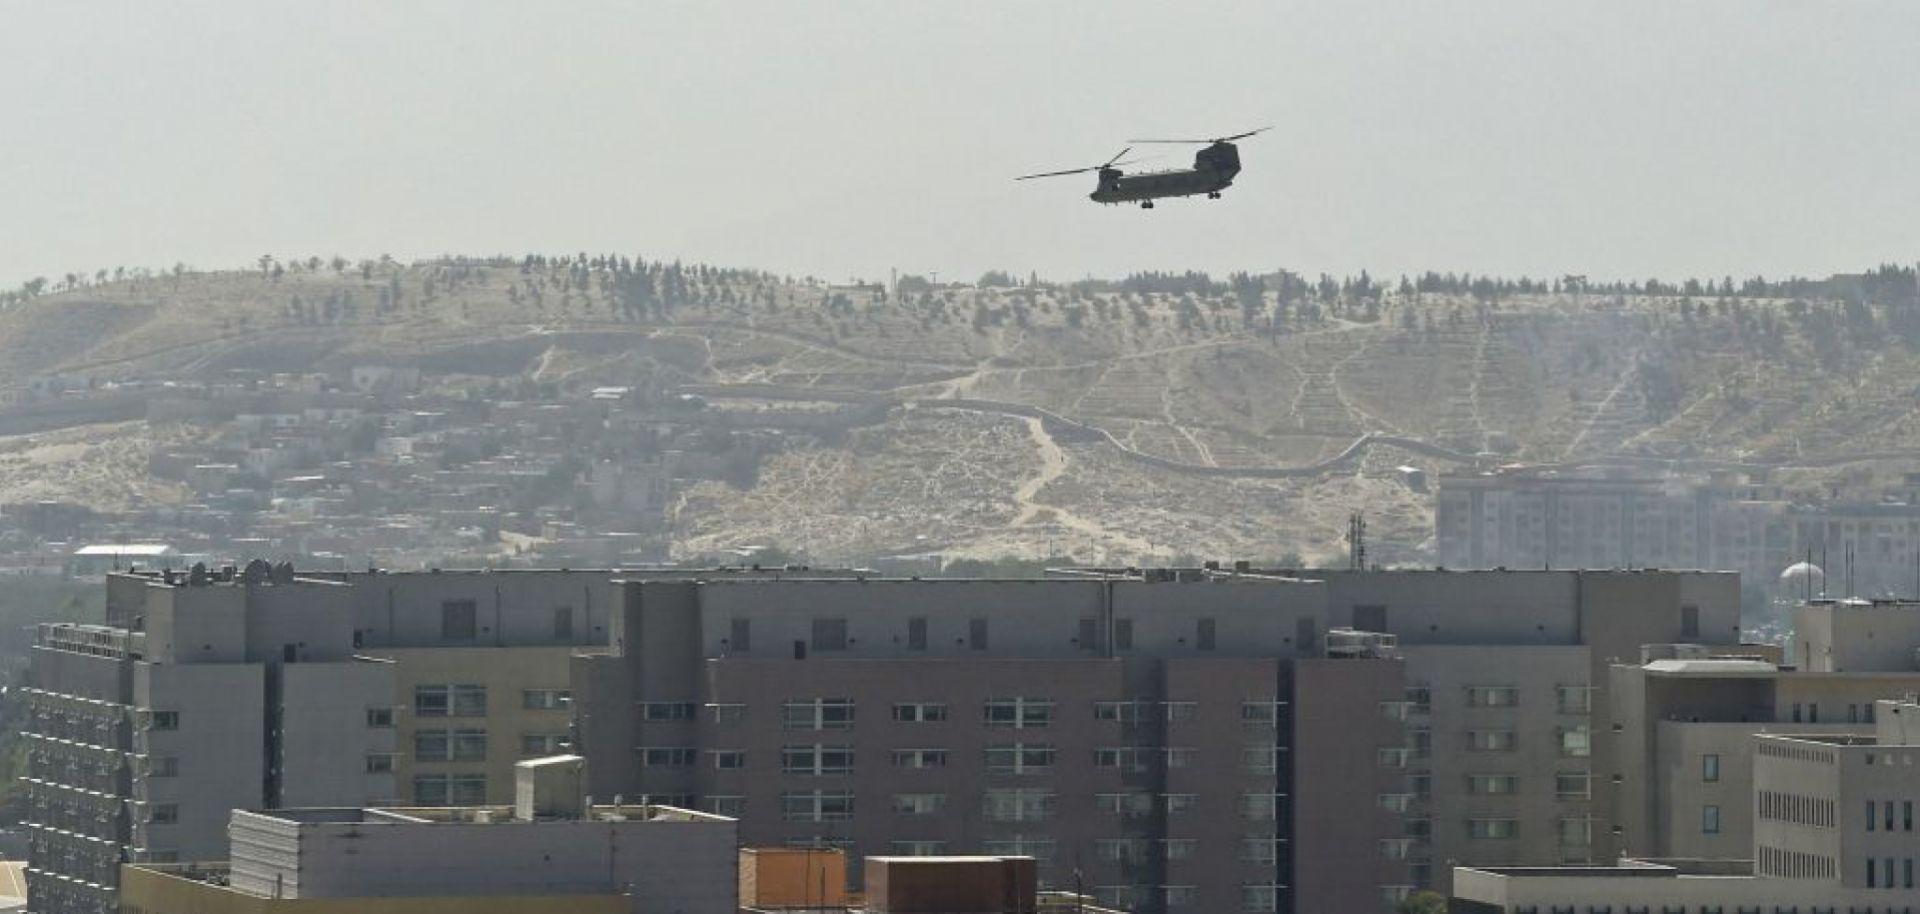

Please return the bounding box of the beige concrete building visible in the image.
[27,565,395,914]
[118,759,737,914]
[1454,698,1920,912]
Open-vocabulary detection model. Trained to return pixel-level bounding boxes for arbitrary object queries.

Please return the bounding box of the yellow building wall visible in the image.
[121,866,630,914]
[368,646,577,804]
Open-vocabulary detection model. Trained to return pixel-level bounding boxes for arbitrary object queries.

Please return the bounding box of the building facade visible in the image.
[25,565,394,914]
[571,569,1739,913]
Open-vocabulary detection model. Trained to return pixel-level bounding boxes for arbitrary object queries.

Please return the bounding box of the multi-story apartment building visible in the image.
[25,563,395,914]
[1454,697,1920,911]
[571,568,1739,913]
[1439,467,1920,599]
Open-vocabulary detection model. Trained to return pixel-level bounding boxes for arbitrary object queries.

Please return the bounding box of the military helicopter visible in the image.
[1016,127,1270,209]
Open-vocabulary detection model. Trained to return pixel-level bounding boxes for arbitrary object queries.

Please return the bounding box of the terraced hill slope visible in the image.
[8,257,1918,565]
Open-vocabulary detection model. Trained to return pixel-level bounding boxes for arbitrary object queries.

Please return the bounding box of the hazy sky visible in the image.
[5,2,1918,289]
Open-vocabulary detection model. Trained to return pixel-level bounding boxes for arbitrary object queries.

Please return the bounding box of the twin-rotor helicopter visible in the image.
[1017,127,1269,209]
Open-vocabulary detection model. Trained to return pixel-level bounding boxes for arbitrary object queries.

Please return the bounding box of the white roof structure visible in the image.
[72,544,177,557]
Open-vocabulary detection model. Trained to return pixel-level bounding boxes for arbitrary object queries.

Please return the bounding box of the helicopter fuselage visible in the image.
[1090,140,1242,205]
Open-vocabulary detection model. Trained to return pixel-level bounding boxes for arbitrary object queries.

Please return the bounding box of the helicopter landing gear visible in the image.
[1207,191,1221,199]
[1141,201,1154,209]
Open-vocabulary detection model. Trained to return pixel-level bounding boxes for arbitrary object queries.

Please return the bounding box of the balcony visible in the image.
[1376,748,1414,769]
[1378,793,1414,813]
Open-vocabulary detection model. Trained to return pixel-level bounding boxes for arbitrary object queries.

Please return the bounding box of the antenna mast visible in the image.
[1347,513,1367,570]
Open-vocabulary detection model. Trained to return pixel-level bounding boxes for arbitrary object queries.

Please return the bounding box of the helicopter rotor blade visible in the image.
[1014,165,1098,181]
[1102,146,1132,168]
[1128,126,1273,144]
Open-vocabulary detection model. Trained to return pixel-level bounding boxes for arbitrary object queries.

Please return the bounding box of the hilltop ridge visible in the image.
[5,256,1919,565]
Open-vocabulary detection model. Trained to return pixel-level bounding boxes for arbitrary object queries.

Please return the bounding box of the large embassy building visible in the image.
[571,568,1739,914]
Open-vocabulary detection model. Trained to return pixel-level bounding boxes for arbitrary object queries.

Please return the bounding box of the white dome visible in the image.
[1778,561,1825,588]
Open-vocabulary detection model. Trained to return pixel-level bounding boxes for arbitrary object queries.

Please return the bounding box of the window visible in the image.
[1162,838,1196,861]
[641,747,695,768]
[1681,604,1699,638]
[366,753,395,774]
[511,689,566,711]
[706,796,744,817]
[149,756,179,778]
[985,698,1055,728]
[711,750,746,769]
[366,707,394,728]
[1702,753,1720,782]
[708,703,745,724]
[781,745,854,776]
[892,702,947,722]
[811,617,848,651]
[1094,747,1147,772]
[441,599,478,640]
[1097,792,1154,818]
[782,789,854,822]
[1467,817,1520,840]
[415,729,451,761]
[1468,729,1518,752]
[1197,617,1217,650]
[892,748,948,769]
[1245,744,1279,773]
[1164,747,1197,768]
[1558,816,1592,847]
[416,686,450,717]
[413,774,486,806]
[1242,884,1278,913]
[1164,794,1197,815]
[552,606,574,640]
[984,743,1055,774]
[969,617,989,650]
[729,618,751,652]
[522,734,570,756]
[1558,725,1591,758]
[982,788,1054,822]
[1241,701,1281,725]
[451,685,487,717]
[149,710,179,731]
[1555,772,1592,800]
[1870,800,1878,831]
[1409,772,1432,799]
[451,728,487,761]
[1556,685,1592,715]
[891,840,946,856]
[1466,686,1520,708]
[908,617,928,651]
[1467,774,1520,795]
[891,793,946,815]
[1241,792,1281,820]
[1114,618,1133,650]
[1163,701,1198,722]
[1096,700,1148,724]
[1702,804,1721,835]
[1241,837,1280,865]
[784,699,855,730]
[149,803,178,824]
[1160,885,1196,908]
[1098,838,1149,864]
[639,701,694,721]
[1906,800,1913,832]
[1406,685,1432,714]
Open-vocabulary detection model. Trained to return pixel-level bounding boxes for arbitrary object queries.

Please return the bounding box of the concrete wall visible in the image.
[133,662,266,862]
[1290,657,1409,914]
[279,660,397,807]
[227,810,736,914]
[342,570,618,651]
[119,865,630,914]
[1403,645,1593,877]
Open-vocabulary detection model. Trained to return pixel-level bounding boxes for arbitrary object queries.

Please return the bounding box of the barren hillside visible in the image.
[7,258,1918,565]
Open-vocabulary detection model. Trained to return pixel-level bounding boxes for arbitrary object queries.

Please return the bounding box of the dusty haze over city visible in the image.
[4,1,1919,287]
